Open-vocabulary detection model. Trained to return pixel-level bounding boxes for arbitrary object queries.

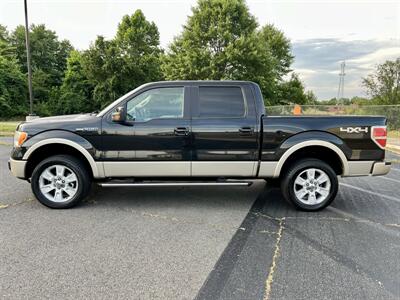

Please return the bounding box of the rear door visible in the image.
[190,84,258,177]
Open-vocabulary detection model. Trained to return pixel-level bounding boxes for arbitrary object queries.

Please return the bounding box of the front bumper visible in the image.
[8,158,27,179]
[371,161,391,176]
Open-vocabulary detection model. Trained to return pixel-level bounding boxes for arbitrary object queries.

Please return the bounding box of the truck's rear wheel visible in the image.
[281,158,338,211]
[31,155,91,209]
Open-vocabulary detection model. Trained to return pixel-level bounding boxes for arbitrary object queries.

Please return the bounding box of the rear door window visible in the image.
[198,87,245,118]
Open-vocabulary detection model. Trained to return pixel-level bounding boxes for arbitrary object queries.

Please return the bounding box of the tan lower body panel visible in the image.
[258,162,279,178]
[191,161,256,177]
[103,161,191,177]
[345,161,374,176]
[102,161,256,177]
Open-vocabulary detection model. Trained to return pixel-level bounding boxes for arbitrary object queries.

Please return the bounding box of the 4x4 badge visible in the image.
[340,127,368,134]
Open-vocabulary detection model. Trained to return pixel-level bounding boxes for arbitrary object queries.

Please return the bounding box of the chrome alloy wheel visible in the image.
[38,165,79,203]
[293,168,331,205]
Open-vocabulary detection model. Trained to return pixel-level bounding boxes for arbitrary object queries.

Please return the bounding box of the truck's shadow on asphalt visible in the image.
[83,178,400,223]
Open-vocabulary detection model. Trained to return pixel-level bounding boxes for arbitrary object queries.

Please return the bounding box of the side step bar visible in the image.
[98,181,252,187]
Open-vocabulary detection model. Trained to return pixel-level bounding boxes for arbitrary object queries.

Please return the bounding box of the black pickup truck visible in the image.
[9,81,391,210]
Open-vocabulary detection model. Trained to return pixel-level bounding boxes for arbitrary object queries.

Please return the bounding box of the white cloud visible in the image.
[347,47,400,69]
[292,39,399,99]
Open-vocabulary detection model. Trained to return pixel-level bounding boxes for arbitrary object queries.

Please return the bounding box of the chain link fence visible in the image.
[267,105,400,141]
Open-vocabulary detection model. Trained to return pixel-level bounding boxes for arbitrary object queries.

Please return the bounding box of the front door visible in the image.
[103,86,191,177]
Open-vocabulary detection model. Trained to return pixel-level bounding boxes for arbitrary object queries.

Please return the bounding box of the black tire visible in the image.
[280,158,338,211]
[31,155,91,209]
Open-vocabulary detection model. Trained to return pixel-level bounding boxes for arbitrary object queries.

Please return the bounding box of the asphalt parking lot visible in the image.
[1,141,399,299]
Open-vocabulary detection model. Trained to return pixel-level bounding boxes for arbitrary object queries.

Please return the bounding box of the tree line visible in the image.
[0,0,398,118]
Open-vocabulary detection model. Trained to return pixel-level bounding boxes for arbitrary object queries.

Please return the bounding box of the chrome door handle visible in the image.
[174,127,189,136]
[239,127,253,135]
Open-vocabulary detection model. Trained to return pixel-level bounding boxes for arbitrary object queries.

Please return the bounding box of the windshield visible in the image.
[97,84,146,117]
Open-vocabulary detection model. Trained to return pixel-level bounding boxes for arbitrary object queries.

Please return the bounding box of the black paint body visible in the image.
[12,81,387,177]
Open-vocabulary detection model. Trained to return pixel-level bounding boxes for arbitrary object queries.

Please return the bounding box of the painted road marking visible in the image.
[381,176,400,184]
[340,183,400,203]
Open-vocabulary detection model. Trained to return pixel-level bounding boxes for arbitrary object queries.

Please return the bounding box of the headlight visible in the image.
[14,131,28,147]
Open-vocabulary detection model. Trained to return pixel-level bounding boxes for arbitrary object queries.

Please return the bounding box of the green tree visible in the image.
[0,24,27,117]
[9,24,73,114]
[11,24,73,85]
[0,25,14,57]
[350,96,370,105]
[362,58,400,104]
[81,36,118,108]
[115,10,163,85]
[162,0,295,105]
[0,55,27,117]
[305,90,318,105]
[258,24,293,79]
[162,0,259,79]
[276,73,313,105]
[50,50,95,114]
[82,10,163,108]
[256,24,293,103]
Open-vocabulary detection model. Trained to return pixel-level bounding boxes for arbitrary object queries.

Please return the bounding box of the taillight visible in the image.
[371,126,387,149]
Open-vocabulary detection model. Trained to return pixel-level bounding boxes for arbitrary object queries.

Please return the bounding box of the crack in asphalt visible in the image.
[256,211,400,232]
[263,217,285,300]
[327,206,400,232]
[195,191,270,300]
[110,205,245,233]
[0,198,33,210]
[139,211,242,232]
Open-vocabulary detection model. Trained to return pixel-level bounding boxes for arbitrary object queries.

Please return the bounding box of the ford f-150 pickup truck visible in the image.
[9,81,391,210]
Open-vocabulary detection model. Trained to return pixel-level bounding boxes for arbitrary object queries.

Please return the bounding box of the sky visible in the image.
[1,0,399,100]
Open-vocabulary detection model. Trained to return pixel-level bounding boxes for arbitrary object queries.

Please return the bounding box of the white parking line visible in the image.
[340,182,400,203]
[380,176,400,184]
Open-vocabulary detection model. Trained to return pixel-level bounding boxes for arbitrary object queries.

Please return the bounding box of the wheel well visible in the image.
[25,143,93,179]
[279,146,343,177]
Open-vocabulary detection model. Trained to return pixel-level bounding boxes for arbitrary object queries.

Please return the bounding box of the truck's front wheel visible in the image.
[31,155,91,209]
[281,158,338,211]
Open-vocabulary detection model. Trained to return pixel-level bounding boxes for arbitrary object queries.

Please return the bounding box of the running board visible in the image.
[98,181,252,187]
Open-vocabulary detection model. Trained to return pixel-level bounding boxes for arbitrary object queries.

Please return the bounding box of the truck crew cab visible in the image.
[9,81,391,211]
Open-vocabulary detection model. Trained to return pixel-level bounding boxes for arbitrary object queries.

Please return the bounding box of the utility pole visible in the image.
[24,0,34,116]
[336,61,345,105]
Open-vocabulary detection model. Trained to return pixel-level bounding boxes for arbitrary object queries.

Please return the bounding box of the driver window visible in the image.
[126,87,184,122]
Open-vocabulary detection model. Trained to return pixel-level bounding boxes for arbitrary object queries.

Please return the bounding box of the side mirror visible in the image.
[112,106,126,123]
